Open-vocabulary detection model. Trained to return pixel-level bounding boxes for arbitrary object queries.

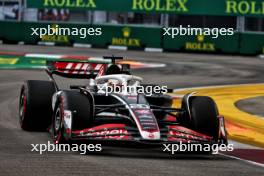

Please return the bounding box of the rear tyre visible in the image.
[181,96,219,141]
[19,80,56,131]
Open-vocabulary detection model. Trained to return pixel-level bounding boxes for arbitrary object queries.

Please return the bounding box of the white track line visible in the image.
[173,83,264,92]
[230,140,262,149]
[227,140,264,167]
[108,45,128,50]
[259,55,264,59]
[219,153,264,168]
[25,54,62,59]
[37,41,55,46]
[144,48,163,52]
[73,43,91,48]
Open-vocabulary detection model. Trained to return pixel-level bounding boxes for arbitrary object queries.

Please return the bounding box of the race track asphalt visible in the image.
[0,44,264,176]
[236,96,264,118]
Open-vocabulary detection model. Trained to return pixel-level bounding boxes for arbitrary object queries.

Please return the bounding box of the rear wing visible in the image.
[46,56,130,79]
[46,60,107,79]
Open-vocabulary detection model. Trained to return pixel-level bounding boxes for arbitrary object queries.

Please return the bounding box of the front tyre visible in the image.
[51,90,94,144]
[180,96,219,141]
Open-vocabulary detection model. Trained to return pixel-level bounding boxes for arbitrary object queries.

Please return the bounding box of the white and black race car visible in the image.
[19,56,227,148]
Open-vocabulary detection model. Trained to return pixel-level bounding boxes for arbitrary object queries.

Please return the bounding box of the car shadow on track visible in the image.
[83,146,231,161]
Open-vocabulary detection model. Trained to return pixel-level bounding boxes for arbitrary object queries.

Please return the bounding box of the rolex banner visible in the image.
[27,0,264,17]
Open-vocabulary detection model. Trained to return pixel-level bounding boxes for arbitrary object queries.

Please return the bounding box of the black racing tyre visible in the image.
[53,90,93,132]
[19,80,56,131]
[52,90,93,143]
[189,96,219,140]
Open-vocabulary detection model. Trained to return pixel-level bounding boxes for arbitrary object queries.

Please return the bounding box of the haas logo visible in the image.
[148,133,155,139]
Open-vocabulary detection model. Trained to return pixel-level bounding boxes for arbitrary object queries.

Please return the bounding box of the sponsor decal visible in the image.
[0,58,19,65]
[185,34,216,52]
[148,133,155,139]
[169,130,207,141]
[111,27,141,47]
[28,0,264,17]
[133,108,159,131]
[132,0,188,12]
[41,35,69,43]
[43,0,96,8]
[168,126,212,142]
[127,96,138,100]
[135,109,151,114]
[130,104,150,109]
[226,0,264,15]
[78,129,129,139]
[53,62,105,75]
[30,60,46,65]
[40,24,69,43]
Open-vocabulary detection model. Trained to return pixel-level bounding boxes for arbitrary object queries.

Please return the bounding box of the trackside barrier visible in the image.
[0,21,264,55]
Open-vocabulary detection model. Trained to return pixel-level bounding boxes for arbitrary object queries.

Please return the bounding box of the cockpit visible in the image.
[95,74,143,95]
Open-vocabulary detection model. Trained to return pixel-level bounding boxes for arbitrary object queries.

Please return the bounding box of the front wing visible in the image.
[65,116,227,145]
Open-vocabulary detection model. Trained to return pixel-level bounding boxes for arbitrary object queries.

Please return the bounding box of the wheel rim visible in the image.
[54,107,62,134]
[19,91,26,124]
[53,105,63,143]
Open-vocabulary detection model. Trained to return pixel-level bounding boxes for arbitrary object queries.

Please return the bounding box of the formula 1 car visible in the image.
[19,56,227,147]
